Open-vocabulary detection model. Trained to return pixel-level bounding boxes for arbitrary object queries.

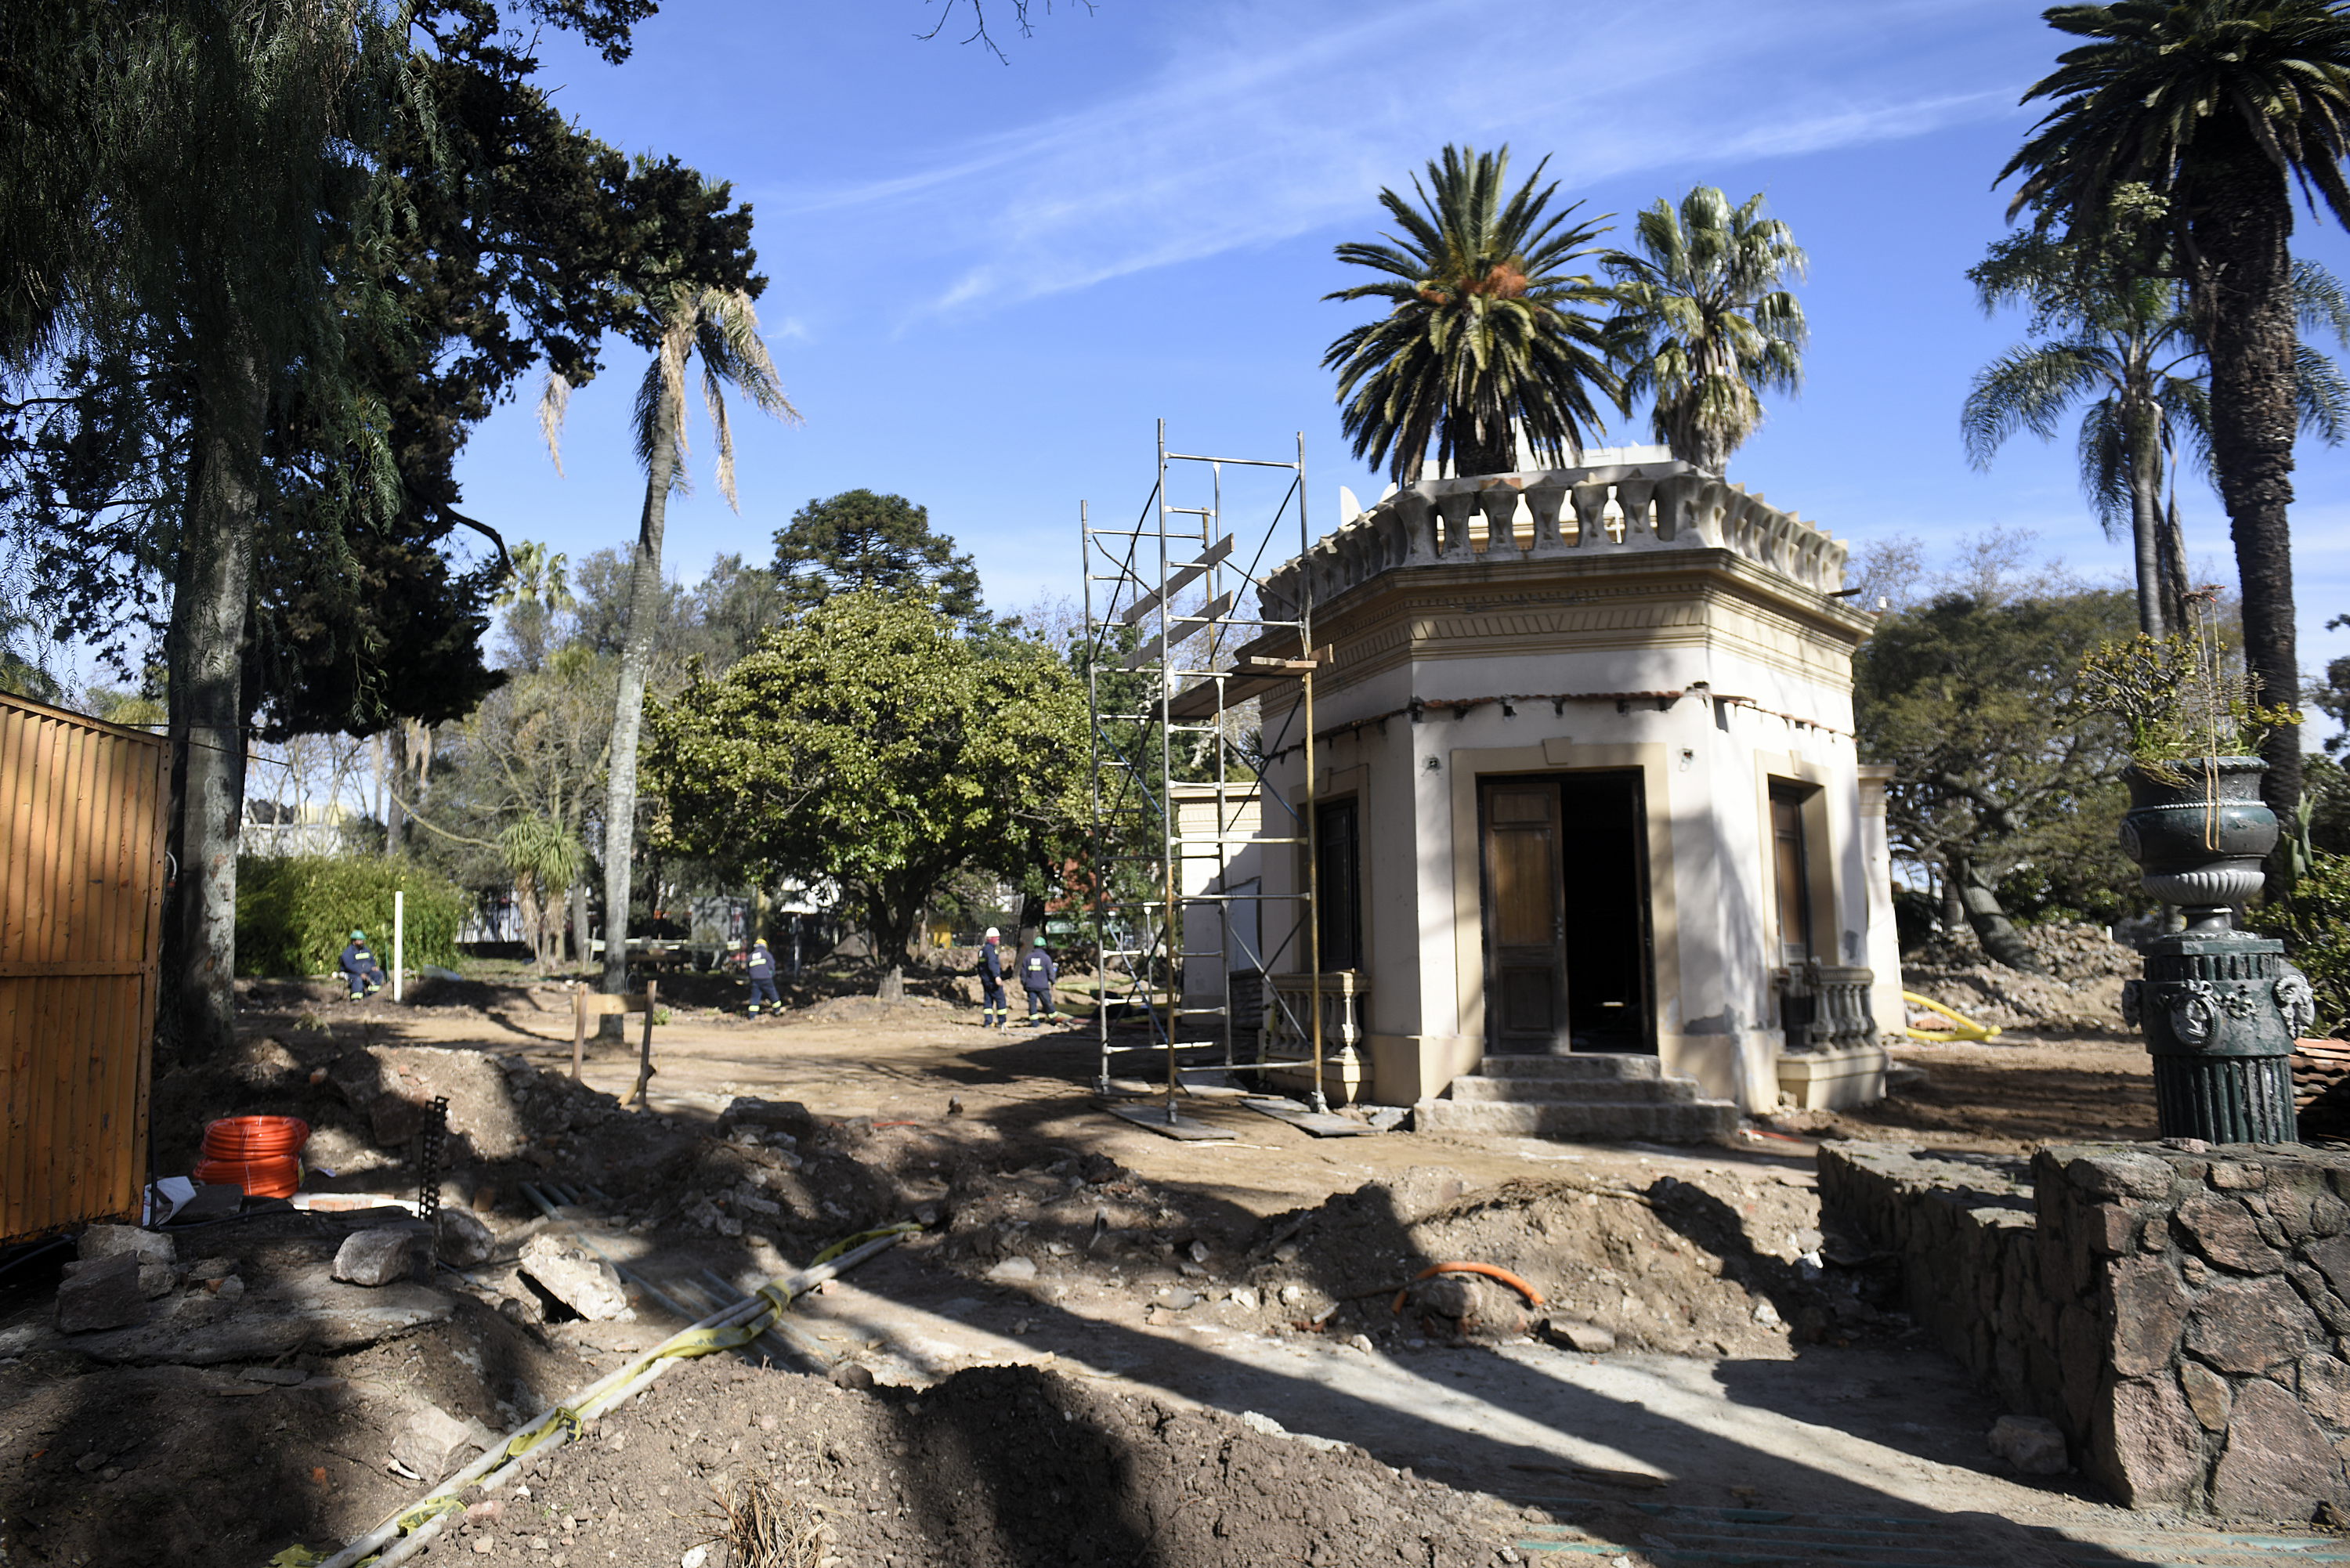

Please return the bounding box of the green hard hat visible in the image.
[349,929,366,941]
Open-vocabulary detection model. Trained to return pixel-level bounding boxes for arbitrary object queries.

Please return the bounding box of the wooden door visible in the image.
[1770,786,1813,965]
[1481,780,1567,1053]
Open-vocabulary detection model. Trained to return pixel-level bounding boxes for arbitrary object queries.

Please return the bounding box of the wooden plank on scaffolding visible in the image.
[1239,1096,1376,1137]
[1121,533,1235,624]
[1104,1103,1235,1141]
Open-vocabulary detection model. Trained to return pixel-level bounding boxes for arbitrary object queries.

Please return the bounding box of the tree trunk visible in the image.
[161,337,266,1068]
[383,721,407,857]
[2128,413,2167,638]
[2190,123,2302,896]
[568,882,589,972]
[2159,489,2193,637]
[601,388,680,1000]
[1954,855,2044,973]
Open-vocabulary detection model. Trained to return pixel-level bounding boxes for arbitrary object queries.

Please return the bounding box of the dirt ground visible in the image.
[0,978,2287,1568]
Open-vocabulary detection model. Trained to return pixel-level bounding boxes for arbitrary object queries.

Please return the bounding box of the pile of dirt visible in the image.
[1900,919,2138,1034]
[786,993,960,1027]
[454,1357,1550,1568]
[1234,1165,1885,1357]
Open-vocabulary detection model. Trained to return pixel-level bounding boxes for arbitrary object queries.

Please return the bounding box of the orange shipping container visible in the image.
[0,689,169,1245]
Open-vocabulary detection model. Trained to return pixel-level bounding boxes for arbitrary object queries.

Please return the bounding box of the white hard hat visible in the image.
[984,927,1000,940]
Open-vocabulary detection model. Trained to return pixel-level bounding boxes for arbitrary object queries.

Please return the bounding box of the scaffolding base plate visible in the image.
[1240,1097,1375,1137]
[1104,1103,1233,1141]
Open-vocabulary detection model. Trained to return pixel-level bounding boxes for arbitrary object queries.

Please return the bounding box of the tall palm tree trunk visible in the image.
[2127,415,2168,637]
[601,392,680,1003]
[163,334,266,1067]
[2193,124,2302,892]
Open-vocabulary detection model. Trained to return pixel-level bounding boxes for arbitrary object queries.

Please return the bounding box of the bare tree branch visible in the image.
[915,0,1094,64]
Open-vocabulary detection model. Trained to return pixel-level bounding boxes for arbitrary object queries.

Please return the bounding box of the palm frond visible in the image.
[538,369,572,478]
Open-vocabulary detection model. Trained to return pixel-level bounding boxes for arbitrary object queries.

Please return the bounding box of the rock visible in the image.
[1988,1414,2068,1476]
[2091,1375,2203,1508]
[719,1097,819,1142]
[1538,1317,1618,1354]
[2180,1360,2233,1431]
[2303,1354,2350,1428]
[212,1276,246,1302]
[56,1254,149,1334]
[2107,1255,2190,1378]
[136,1263,175,1299]
[2188,1276,2321,1373]
[436,1209,496,1268]
[392,1403,481,1482]
[1227,1286,1260,1311]
[518,1234,634,1321]
[333,1226,427,1288]
[826,1362,874,1391]
[682,1548,709,1568]
[984,1255,1037,1284]
[78,1225,174,1267]
[2177,1196,2284,1274]
[2211,1378,2350,1520]
[2066,1153,2176,1203]
[2210,1162,2269,1192]
[186,1259,237,1284]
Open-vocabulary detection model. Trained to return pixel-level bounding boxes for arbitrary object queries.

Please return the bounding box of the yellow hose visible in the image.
[1901,990,2001,1043]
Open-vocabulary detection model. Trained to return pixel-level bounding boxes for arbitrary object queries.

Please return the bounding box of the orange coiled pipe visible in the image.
[1390,1261,1547,1316]
[194,1116,310,1198]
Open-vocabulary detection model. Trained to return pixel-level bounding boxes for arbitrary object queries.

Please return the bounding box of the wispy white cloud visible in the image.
[757,0,2029,315]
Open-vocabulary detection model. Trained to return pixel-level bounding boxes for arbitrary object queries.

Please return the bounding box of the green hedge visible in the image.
[237,855,469,977]
[2250,851,2350,1036]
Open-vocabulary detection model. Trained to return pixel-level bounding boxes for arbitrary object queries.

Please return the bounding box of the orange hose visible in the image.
[202,1115,309,1159]
[1390,1261,1547,1316]
[192,1154,302,1198]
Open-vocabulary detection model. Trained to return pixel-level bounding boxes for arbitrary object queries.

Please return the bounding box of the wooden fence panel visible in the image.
[0,690,168,1245]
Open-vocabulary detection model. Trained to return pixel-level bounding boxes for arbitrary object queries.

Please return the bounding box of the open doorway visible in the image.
[1478,771,1654,1054]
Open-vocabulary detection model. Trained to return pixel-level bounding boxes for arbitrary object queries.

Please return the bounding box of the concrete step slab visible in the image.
[1414,1097,1740,1143]
[1477,1054,1663,1082]
[1447,1075,1699,1105]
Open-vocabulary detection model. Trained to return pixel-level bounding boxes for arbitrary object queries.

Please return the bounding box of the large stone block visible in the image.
[2299,1353,2350,1429]
[55,1253,148,1334]
[517,1234,633,1322]
[2108,1254,2190,1378]
[2211,1378,2350,1520]
[2188,1276,2322,1374]
[2092,1375,2205,1508]
[2068,1152,2178,1203]
[392,1402,483,1482]
[77,1225,175,1267]
[2178,1196,2285,1274]
[333,1225,429,1287]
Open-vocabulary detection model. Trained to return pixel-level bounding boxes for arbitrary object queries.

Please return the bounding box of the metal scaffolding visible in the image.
[1078,421,1332,1133]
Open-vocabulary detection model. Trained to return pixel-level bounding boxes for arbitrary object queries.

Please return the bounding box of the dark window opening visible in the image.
[1314,797,1362,973]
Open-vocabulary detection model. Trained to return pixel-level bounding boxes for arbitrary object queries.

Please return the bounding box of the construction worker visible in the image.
[745,937,780,1016]
[339,930,387,1000]
[978,927,1008,1028]
[1018,934,1058,1024]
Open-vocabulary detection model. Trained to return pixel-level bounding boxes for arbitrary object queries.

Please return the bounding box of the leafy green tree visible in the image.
[542,275,799,1001]
[1856,576,2140,969]
[644,592,1089,999]
[772,490,984,625]
[2000,0,2350,884]
[1323,144,1621,482]
[1601,186,1807,474]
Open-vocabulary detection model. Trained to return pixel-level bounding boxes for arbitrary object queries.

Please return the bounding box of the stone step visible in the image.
[1446,1074,1698,1105]
[1413,1096,1740,1143]
[1477,1053,1662,1082]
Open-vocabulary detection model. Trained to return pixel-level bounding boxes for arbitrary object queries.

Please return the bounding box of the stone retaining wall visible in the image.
[1820,1141,2350,1519]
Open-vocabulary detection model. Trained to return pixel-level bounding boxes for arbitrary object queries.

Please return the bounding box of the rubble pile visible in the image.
[1901,919,2138,1035]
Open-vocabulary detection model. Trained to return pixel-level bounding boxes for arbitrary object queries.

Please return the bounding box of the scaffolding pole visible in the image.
[1078,422,1328,1129]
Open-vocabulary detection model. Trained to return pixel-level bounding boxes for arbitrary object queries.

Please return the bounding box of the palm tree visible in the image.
[2000,0,2350,878]
[1964,231,2207,636]
[1601,186,1808,474]
[1322,144,1620,482]
[1966,234,2350,638]
[544,280,799,1003]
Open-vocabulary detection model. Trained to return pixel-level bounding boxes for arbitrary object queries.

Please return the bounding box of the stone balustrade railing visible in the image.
[1260,970,1367,1065]
[1260,460,1849,618]
[1779,960,1878,1050]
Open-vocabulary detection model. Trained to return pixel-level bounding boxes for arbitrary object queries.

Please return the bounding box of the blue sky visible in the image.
[450,0,2350,737]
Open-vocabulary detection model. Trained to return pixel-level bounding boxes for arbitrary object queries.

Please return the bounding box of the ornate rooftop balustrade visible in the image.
[1259,460,1850,620]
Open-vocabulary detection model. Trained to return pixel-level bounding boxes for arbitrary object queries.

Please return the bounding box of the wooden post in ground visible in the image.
[572,982,587,1082]
[631,978,659,1107]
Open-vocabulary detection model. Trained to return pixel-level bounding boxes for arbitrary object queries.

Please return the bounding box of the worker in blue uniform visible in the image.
[978,926,1008,1028]
[339,930,387,999]
[1018,934,1058,1024]
[745,938,780,1016]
